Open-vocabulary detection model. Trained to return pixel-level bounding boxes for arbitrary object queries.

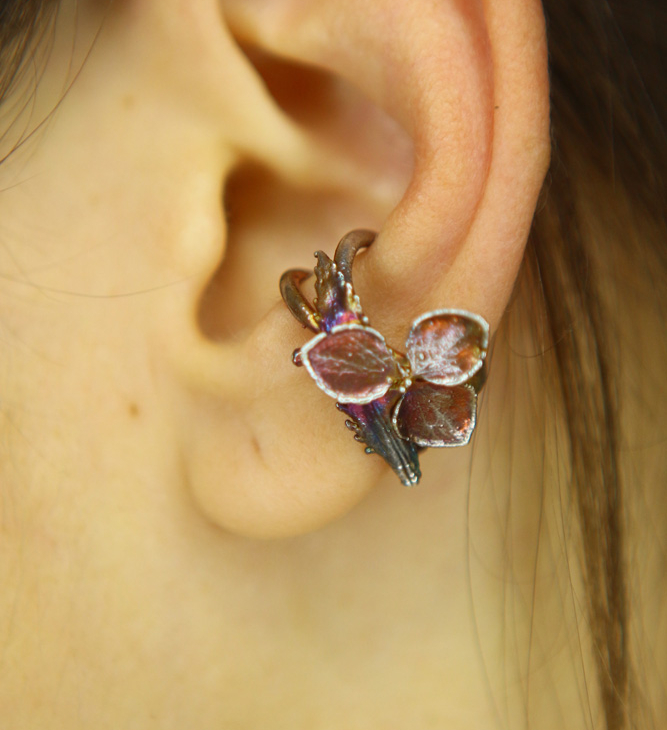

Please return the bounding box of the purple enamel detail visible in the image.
[393,381,477,447]
[405,310,488,386]
[301,325,398,404]
[314,252,363,331]
[338,393,421,486]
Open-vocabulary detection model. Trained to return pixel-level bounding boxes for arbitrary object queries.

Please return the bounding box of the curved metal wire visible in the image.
[279,269,321,332]
[279,229,377,332]
[333,229,376,284]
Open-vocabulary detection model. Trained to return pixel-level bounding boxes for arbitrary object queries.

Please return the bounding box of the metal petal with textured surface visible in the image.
[393,381,477,447]
[300,324,399,404]
[405,309,489,386]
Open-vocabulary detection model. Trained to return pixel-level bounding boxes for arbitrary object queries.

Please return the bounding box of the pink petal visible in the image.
[301,325,398,403]
[405,310,489,386]
[393,381,477,447]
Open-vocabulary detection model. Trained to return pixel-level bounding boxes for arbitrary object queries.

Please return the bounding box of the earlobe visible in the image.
[165,0,549,538]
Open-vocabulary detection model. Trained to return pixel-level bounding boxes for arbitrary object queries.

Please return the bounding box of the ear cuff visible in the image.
[280,229,489,486]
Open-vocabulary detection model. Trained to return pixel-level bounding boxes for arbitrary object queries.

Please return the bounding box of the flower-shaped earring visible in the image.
[280,230,489,486]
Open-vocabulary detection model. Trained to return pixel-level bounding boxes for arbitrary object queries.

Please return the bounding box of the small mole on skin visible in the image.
[128,402,140,418]
[122,94,136,110]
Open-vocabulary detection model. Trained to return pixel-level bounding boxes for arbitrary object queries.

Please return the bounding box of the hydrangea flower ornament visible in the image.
[280,230,489,486]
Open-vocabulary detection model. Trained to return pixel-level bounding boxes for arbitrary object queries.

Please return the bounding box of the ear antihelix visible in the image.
[223,0,494,295]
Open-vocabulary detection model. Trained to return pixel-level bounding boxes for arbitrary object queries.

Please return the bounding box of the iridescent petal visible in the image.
[393,381,477,447]
[301,324,399,403]
[405,309,489,386]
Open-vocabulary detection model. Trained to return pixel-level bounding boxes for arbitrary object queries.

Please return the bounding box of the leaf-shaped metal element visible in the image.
[393,381,477,447]
[338,394,422,486]
[405,309,489,386]
[300,324,399,404]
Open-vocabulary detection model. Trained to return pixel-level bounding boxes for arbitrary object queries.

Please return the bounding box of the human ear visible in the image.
[161,0,550,538]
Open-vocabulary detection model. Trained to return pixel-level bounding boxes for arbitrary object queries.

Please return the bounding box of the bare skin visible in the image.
[0,1,662,728]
